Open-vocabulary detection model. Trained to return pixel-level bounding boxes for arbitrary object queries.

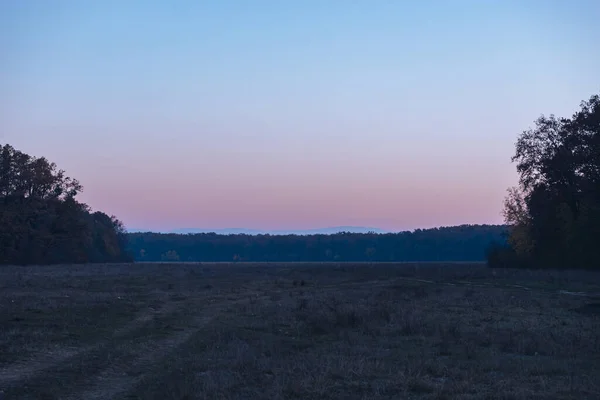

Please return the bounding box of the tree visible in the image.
[491,93,600,269]
[0,143,132,265]
[0,144,82,200]
[161,250,180,262]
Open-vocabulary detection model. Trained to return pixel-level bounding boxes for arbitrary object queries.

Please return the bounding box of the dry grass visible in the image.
[0,262,599,399]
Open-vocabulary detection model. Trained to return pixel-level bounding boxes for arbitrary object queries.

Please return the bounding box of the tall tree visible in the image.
[491,93,600,269]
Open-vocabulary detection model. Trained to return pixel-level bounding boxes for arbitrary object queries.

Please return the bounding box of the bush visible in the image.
[485,242,529,269]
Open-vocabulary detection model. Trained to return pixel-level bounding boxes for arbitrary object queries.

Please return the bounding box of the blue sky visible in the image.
[1,0,599,231]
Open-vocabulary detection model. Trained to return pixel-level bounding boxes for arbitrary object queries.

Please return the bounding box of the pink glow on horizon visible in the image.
[73,141,513,231]
[2,1,597,231]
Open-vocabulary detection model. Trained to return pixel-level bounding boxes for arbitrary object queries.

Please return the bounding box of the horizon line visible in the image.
[127,223,508,234]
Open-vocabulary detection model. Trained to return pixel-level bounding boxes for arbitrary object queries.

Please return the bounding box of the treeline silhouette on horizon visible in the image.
[0,144,132,265]
[127,225,507,262]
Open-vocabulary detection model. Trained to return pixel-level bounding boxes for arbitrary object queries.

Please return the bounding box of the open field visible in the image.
[1,263,600,400]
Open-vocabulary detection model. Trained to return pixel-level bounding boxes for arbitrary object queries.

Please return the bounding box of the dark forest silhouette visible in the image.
[487,93,600,269]
[0,144,132,264]
[128,225,507,262]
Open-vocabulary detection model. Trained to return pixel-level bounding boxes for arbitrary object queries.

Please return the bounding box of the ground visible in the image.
[1,262,599,400]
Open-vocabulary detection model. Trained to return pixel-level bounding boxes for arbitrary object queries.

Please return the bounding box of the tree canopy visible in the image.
[0,144,132,265]
[127,225,507,262]
[488,93,600,269]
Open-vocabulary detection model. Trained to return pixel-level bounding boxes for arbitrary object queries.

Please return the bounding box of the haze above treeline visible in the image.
[131,226,412,235]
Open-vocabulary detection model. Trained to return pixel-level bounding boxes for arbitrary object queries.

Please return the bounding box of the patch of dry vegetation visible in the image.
[0,263,599,399]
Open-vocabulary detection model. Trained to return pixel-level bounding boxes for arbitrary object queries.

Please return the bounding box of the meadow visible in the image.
[1,262,599,400]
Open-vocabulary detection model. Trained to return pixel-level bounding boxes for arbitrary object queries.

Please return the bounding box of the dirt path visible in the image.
[64,314,214,400]
[0,300,178,387]
[62,297,256,400]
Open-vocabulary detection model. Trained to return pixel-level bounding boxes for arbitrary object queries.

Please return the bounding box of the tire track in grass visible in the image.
[0,300,178,387]
[63,296,261,400]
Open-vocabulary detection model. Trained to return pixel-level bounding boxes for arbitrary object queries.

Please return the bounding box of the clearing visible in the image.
[1,262,599,399]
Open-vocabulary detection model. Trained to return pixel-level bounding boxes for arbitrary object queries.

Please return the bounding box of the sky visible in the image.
[1,0,599,232]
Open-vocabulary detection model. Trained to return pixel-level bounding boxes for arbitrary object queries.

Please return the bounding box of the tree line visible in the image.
[487,92,600,270]
[127,225,507,262]
[0,144,132,265]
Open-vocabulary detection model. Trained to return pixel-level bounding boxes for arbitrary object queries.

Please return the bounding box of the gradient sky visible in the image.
[1,1,599,231]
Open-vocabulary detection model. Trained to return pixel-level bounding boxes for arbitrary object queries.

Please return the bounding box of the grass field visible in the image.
[1,262,600,400]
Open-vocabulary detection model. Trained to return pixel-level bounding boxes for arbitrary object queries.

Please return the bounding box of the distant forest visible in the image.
[127,225,507,262]
[0,144,132,265]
